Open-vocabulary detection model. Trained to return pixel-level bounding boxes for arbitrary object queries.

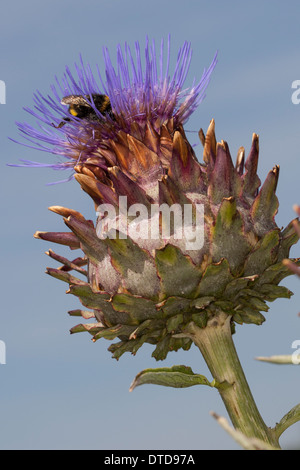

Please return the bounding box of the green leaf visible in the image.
[129,365,216,391]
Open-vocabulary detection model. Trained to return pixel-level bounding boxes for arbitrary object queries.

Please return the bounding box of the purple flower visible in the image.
[10,36,217,181]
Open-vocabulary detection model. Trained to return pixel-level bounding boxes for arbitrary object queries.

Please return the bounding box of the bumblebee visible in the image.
[54,93,113,128]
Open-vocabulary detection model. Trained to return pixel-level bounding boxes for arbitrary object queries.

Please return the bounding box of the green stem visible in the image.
[185,311,279,448]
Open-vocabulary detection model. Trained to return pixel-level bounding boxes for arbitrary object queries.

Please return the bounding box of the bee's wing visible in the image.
[61,95,90,106]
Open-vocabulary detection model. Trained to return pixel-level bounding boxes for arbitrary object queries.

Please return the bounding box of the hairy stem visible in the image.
[185,311,279,448]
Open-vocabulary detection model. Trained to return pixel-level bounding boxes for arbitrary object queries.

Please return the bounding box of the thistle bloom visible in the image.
[13,37,217,180]
[13,37,300,447]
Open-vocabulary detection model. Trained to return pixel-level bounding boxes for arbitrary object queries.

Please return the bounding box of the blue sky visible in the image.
[1,0,300,450]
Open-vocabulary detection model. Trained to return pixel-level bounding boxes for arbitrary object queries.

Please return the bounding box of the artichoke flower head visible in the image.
[14,38,300,361]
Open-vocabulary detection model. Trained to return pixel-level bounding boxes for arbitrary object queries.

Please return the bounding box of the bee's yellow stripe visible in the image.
[69,106,78,116]
[100,95,111,112]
